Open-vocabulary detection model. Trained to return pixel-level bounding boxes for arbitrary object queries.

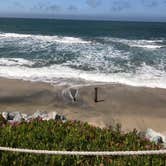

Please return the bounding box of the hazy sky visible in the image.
[0,0,166,21]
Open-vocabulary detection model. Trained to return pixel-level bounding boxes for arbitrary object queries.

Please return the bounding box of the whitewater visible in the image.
[0,19,166,88]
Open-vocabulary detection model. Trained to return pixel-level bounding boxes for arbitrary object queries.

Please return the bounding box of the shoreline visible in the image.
[1,77,166,133]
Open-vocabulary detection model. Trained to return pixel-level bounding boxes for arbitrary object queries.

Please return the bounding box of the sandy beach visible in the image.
[0,77,166,132]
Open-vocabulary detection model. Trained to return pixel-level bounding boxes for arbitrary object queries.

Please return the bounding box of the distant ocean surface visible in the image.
[0,18,166,88]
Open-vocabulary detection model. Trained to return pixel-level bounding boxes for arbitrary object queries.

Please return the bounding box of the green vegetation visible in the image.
[0,115,165,165]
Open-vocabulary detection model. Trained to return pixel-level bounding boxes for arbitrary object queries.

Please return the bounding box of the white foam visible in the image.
[102,37,164,50]
[64,42,130,73]
[0,61,166,88]
[0,34,165,88]
[0,58,34,66]
[130,44,162,49]
[0,33,31,38]
[0,32,90,44]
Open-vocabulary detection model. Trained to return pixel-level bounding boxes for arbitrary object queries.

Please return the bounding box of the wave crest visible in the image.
[0,59,166,88]
[0,32,90,44]
[0,58,34,66]
[101,37,164,49]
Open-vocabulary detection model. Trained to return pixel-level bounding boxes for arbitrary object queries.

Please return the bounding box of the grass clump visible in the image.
[0,114,164,165]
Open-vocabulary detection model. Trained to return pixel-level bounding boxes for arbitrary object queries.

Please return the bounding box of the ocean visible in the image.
[0,18,166,88]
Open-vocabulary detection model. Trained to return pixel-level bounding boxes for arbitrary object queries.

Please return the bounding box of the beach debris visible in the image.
[145,128,166,146]
[94,87,104,103]
[1,111,67,123]
[61,87,79,103]
[69,88,78,102]
[62,87,88,107]
[94,87,98,103]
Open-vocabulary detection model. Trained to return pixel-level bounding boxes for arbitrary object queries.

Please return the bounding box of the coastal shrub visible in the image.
[0,115,164,165]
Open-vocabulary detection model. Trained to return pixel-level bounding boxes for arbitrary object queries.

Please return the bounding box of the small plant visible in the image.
[0,120,164,165]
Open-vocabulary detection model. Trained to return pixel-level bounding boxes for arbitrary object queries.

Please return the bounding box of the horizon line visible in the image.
[0,15,166,23]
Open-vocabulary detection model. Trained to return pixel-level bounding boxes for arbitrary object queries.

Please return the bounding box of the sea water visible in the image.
[0,18,166,88]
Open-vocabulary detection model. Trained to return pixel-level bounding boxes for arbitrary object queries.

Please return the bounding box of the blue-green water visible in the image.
[0,18,166,87]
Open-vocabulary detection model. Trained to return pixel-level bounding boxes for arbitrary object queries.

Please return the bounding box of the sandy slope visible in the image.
[0,78,166,132]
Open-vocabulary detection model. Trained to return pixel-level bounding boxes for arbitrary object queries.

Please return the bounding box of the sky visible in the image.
[0,0,166,21]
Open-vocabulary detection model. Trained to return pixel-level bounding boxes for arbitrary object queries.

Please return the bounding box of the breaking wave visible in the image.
[0,58,166,88]
[0,32,90,44]
[0,31,166,88]
[101,37,165,49]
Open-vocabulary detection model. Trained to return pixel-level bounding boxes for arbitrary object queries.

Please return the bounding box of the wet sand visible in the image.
[0,77,166,132]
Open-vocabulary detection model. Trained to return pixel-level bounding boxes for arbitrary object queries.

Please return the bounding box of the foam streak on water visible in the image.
[0,32,91,44]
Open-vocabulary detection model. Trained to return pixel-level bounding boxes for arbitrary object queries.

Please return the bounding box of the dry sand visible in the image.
[0,77,166,132]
